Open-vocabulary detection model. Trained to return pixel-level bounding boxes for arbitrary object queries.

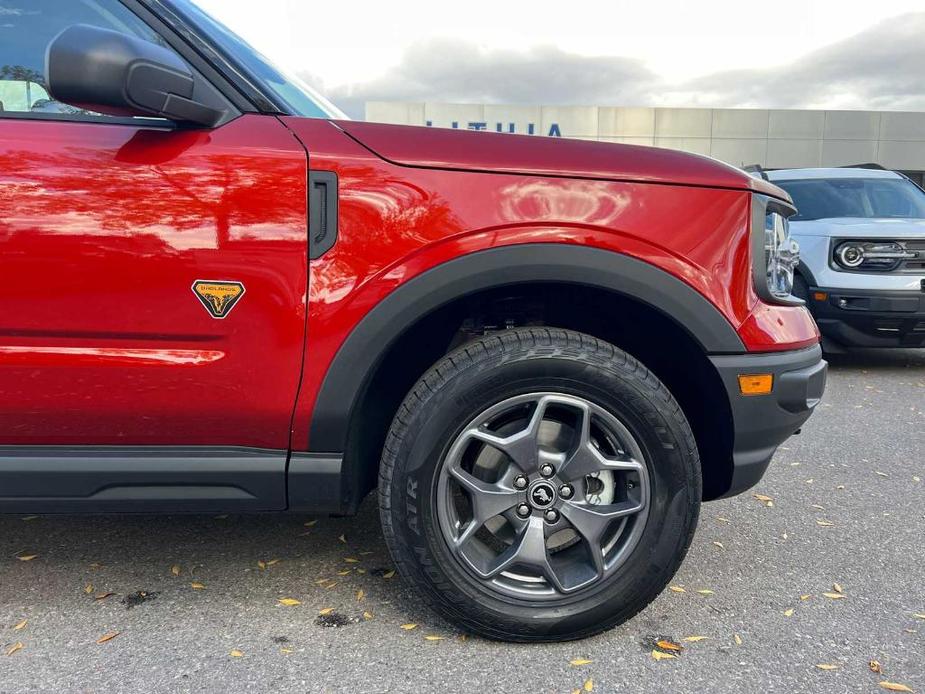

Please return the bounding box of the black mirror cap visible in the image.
[46,24,225,127]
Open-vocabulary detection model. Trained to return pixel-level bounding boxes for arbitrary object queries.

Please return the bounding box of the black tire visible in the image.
[378,328,701,642]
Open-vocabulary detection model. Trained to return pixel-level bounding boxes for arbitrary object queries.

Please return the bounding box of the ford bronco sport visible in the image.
[0,0,826,641]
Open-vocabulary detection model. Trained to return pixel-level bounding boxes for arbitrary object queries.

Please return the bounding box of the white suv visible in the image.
[766,167,925,350]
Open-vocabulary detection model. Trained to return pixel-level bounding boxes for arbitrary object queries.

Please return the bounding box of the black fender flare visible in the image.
[307,243,745,453]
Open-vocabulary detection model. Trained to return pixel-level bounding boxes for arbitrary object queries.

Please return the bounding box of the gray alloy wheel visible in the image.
[435,392,650,600]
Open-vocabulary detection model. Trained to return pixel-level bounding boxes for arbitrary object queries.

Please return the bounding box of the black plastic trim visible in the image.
[287,453,345,514]
[0,446,286,514]
[309,171,339,260]
[807,286,925,347]
[308,243,746,453]
[709,345,826,498]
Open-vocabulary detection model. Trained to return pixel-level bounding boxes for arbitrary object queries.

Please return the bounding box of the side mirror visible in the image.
[46,24,225,127]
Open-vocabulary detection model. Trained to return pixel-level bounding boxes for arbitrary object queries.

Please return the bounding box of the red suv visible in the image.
[1,0,826,641]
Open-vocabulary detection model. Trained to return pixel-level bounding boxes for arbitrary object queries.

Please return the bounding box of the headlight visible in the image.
[751,195,802,305]
[833,241,915,272]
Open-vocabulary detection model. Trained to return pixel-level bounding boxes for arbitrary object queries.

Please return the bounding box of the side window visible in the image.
[0,0,175,117]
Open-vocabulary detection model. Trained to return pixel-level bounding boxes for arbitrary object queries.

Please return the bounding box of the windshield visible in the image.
[776,177,925,221]
[167,0,346,119]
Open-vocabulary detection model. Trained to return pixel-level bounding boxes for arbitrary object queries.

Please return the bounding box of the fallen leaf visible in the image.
[96,631,120,644]
[21,516,38,521]
[13,619,27,631]
[570,659,593,666]
[424,635,444,641]
[280,648,293,654]
[337,570,351,576]
[344,558,360,564]
[697,589,715,595]
[869,660,883,674]
[363,611,373,620]
[325,582,338,589]
[84,583,94,595]
[833,582,844,594]
[6,642,23,656]
[190,582,206,590]
[875,471,889,478]
[278,598,301,606]
[669,586,685,593]
[800,594,812,601]
[356,589,365,602]
[266,559,280,567]
[400,623,418,630]
[823,592,847,600]
[318,608,335,616]
[815,664,838,671]
[583,678,594,692]
[357,569,367,575]
[94,592,115,601]
[682,636,708,642]
[811,504,825,510]
[783,608,795,617]
[913,613,925,620]
[651,650,676,661]
[171,565,181,577]
[712,542,724,549]
[257,561,267,570]
[717,517,730,523]
[338,534,347,543]
[230,650,244,658]
[734,634,743,646]
[879,683,913,693]
[383,570,396,579]
[304,520,318,527]
[816,520,835,527]
[656,640,683,652]
[16,555,37,562]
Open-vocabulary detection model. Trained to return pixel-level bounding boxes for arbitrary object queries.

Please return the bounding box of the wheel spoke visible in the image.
[448,467,522,547]
[464,396,554,473]
[560,499,645,573]
[558,401,643,481]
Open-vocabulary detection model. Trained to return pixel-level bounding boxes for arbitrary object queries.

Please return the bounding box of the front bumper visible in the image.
[710,345,827,498]
[806,286,925,347]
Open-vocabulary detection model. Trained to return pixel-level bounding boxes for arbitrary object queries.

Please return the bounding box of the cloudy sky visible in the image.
[194,0,925,118]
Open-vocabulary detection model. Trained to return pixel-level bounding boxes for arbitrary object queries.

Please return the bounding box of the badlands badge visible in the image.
[192,280,246,319]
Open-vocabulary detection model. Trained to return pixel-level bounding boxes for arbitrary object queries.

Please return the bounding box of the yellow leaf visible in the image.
[712,542,724,549]
[583,678,594,692]
[318,608,335,616]
[734,634,743,646]
[656,640,683,652]
[800,594,812,601]
[171,565,181,577]
[669,586,685,593]
[753,494,773,503]
[356,589,365,602]
[257,561,267,570]
[278,598,301,606]
[363,611,373,620]
[17,554,37,562]
[344,558,360,564]
[833,582,843,594]
[783,608,795,617]
[869,660,883,674]
[879,682,913,693]
[816,520,835,527]
[651,650,676,661]
[913,613,925,619]
[6,642,23,656]
[383,570,396,579]
[13,619,28,631]
[337,570,351,576]
[823,592,847,600]
[325,582,338,589]
[84,583,94,595]
[569,659,593,666]
[230,650,244,658]
[357,569,366,575]
[400,623,418,630]
[697,589,715,595]
[304,520,318,527]
[96,631,120,644]
[280,648,293,654]
[815,664,837,671]
[682,636,708,642]
[424,635,444,641]
[266,559,281,567]
[190,582,206,590]
[717,517,730,523]
[94,592,115,601]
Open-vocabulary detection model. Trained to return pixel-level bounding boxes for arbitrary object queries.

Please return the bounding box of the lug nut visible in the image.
[516,503,531,518]
[627,481,636,489]
[544,509,560,524]
[539,463,555,478]
[559,484,574,499]
[513,475,528,490]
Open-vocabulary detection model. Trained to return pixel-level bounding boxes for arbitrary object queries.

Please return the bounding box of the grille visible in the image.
[902,239,925,273]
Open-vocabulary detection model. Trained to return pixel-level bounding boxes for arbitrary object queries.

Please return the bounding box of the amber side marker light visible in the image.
[738,374,774,396]
[813,291,828,302]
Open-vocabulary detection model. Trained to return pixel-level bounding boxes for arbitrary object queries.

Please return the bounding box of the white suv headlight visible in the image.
[752,195,802,305]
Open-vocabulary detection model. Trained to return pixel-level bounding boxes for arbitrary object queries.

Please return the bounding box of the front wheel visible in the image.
[378,328,701,642]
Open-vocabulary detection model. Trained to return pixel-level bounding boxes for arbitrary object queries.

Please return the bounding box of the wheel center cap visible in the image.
[528,481,557,509]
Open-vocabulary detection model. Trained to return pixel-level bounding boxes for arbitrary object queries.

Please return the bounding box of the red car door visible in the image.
[0,1,308,511]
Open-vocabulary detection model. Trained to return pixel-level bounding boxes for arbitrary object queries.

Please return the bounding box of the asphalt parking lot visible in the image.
[1,349,923,694]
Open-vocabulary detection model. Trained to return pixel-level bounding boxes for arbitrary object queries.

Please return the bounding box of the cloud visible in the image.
[308,12,925,118]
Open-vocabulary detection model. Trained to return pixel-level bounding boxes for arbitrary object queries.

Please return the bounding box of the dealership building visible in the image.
[366,102,925,186]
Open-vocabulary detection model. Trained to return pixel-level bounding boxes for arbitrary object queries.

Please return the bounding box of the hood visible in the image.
[791,217,925,239]
[333,121,789,200]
